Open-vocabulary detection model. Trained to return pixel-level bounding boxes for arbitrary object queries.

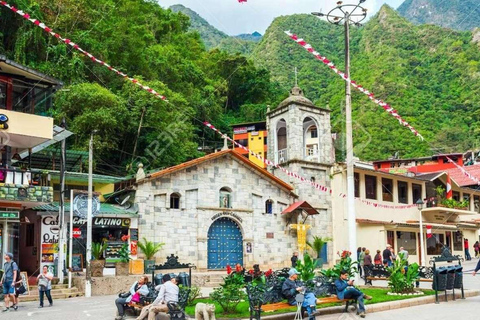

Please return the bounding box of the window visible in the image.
[170,193,180,209]
[463,194,471,209]
[310,129,318,138]
[264,137,268,145]
[474,195,480,213]
[397,231,416,254]
[398,181,408,204]
[452,191,460,201]
[310,177,316,183]
[427,233,444,255]
[382,178,393,202]
[412,184,422,204]
[236,139,248,146]
[453,231,463,251]
[265,200,273,214]
[365,175,377,199]
[220,187,231,208]
[354,173,360,197]
[26,223,34,247]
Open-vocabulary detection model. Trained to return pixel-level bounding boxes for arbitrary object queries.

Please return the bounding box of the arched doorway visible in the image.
[207,218,243,269]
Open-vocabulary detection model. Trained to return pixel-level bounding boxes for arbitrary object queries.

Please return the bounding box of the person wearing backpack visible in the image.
[36,265,54,308]
[1,253,19,312]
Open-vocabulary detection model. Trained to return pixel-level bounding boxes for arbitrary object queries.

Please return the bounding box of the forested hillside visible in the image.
[252,5,480,160]
[0,0,280,175]
[398,0,480,31]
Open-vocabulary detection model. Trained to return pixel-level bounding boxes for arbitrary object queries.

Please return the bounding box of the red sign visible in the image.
[72,228,82,238]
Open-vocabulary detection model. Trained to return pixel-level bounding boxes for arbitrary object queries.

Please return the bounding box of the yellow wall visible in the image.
[248,131,266,168]
[50,177,115,202]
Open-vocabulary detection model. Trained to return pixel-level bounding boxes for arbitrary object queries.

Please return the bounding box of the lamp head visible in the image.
[416,198,424,211]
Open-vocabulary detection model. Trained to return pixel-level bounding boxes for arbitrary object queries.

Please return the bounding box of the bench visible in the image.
[261,296,357,312]
[363,265,433,286]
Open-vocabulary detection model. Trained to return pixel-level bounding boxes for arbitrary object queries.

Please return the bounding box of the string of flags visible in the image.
[238,0,248,3]
[445,156,480,185]
[0,1,168,102]
[204,121,424,210]
[284,31,424,141]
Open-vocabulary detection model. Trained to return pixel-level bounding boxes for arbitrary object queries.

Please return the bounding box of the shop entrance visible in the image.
[207,218,243,269]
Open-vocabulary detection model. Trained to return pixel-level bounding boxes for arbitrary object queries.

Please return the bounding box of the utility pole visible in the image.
[132,106,146,162]
[313,0,367,276]
[58,118,66,283]
[85,132,94,298]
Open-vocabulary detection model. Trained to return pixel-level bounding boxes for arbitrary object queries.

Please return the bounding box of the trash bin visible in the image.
[446,266,456,290]
[154,273,164,286]
[454,265,463,289]
[169,273,177,280]
[178,272,190,287]
[432,267,448,291]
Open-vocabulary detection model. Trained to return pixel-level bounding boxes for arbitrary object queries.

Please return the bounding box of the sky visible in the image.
[158,0,406,35]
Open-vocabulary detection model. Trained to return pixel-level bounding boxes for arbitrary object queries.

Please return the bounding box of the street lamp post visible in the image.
[312,1,367,271]
[416,198,426,266]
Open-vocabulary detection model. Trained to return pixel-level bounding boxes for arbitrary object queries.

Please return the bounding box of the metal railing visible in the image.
[276,149,288,163]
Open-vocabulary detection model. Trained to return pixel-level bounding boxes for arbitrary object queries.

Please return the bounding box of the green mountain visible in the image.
[252,5,480,160]
[397,0,480,31]
[169,4,228,48]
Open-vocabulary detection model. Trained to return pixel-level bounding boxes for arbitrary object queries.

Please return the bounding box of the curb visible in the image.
[256,289,480,320]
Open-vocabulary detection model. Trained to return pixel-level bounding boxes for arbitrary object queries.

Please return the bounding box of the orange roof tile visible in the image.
[144,150,293,191]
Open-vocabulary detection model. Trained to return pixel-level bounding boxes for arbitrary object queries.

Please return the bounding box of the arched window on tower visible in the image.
[265,199,273,214]
[303,117,320,162]
[276,119,287,163]
[219,187,232,208]
[170,193,180,209]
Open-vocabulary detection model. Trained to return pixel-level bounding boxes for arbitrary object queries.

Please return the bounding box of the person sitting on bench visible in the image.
[335,270,372,318]
[281,268,316,320]
[136,274,179,320]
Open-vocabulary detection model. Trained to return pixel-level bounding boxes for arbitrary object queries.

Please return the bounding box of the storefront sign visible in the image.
[0,211,19,219]
[233,125,256,134]
[0,114,9,129]
[72,216,130,227]
[72,228,82,238]
[73,193,101,218]
[211,212,243,222]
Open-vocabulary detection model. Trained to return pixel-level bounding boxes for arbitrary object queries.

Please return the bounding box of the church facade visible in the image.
[135,86,335,270]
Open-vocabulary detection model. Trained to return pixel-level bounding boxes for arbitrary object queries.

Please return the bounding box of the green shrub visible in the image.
[320,250,357,281]
[387,256,419,294]
[209,271,247,314]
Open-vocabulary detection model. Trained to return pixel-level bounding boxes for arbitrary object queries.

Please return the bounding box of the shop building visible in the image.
[332,161,480,265]
[232,121,268,168]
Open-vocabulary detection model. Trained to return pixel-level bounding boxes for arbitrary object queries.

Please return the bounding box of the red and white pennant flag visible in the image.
[426,225,432,238]
[0,1,168,102]
[284,31,423,141]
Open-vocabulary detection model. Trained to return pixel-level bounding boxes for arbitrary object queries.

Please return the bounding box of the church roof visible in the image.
[275,85,328,111]
[144,150,294,191]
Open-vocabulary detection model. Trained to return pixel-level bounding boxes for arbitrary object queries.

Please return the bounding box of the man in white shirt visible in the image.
[398,247,409,260]
[136,275,179,320]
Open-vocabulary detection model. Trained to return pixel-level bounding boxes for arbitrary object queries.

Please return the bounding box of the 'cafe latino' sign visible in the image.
[72,216,131,227]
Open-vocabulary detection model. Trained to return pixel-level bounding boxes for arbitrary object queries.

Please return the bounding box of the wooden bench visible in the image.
[365,276,433,286]
[262,296,357,313]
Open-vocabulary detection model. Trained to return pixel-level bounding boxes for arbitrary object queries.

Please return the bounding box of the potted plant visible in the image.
[137,237,164,274]
[91,241,108,277]
[307,236,332,268]
[115,235,131,276]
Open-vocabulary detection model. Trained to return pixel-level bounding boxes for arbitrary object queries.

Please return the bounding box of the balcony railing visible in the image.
[276,149,288,163]
[303,147,320,162]
[0,168,53,202]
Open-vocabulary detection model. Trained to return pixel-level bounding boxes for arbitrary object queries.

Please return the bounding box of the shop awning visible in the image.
[32,202,138,215]
[282,201,319,215]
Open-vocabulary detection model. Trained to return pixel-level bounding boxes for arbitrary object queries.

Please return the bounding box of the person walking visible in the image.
[474,241,479,258]
[37,265,54,308]
[291,252,299,268]
[358,247,366,278]
[0,253,18,312]
[464,239,472,261]
[382,245,393,267]
[398,247,409,261]
[363,249,373,277]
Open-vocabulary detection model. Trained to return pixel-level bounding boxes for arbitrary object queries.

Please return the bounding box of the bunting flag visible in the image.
[238,0,247,2]
[446,174,453,199]
[205,121,427,210]
[426,225,432,239]
[284,31,424,141]
[0,1,168,102]
[445,156,480,185]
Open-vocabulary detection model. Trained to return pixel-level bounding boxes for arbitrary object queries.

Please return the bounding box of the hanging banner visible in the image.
[284,31,423,140]
[0,1,168,101]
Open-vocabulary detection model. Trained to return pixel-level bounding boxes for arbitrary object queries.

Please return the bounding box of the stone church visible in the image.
[135,86,334,270]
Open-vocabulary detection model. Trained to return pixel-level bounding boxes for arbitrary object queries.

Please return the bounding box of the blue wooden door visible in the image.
[207,218,243,269]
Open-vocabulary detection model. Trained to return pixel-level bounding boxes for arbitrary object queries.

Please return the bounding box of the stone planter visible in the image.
[144,259,155,274]
[116,262,130,276]
[91,259,106,277]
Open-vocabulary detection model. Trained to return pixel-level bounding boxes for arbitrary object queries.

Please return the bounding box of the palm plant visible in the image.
[137,237,165,260]
[91,241,108,260]
[307,236,332,267]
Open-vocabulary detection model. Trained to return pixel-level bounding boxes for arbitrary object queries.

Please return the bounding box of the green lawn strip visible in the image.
[186,289,435,318]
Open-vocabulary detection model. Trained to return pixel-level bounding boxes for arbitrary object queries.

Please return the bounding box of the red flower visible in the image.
[248,269,254,275]
[265,269,273,277]
[235,264,242,273]
[226,265,232,275]
[121,234,130,242]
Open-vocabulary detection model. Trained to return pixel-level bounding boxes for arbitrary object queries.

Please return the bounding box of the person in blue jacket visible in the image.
[472,259,480,277]
[281,268,317,320]
[334,270,372,318]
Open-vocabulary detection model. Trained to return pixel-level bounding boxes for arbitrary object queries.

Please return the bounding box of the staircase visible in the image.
[19,284,83,302]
